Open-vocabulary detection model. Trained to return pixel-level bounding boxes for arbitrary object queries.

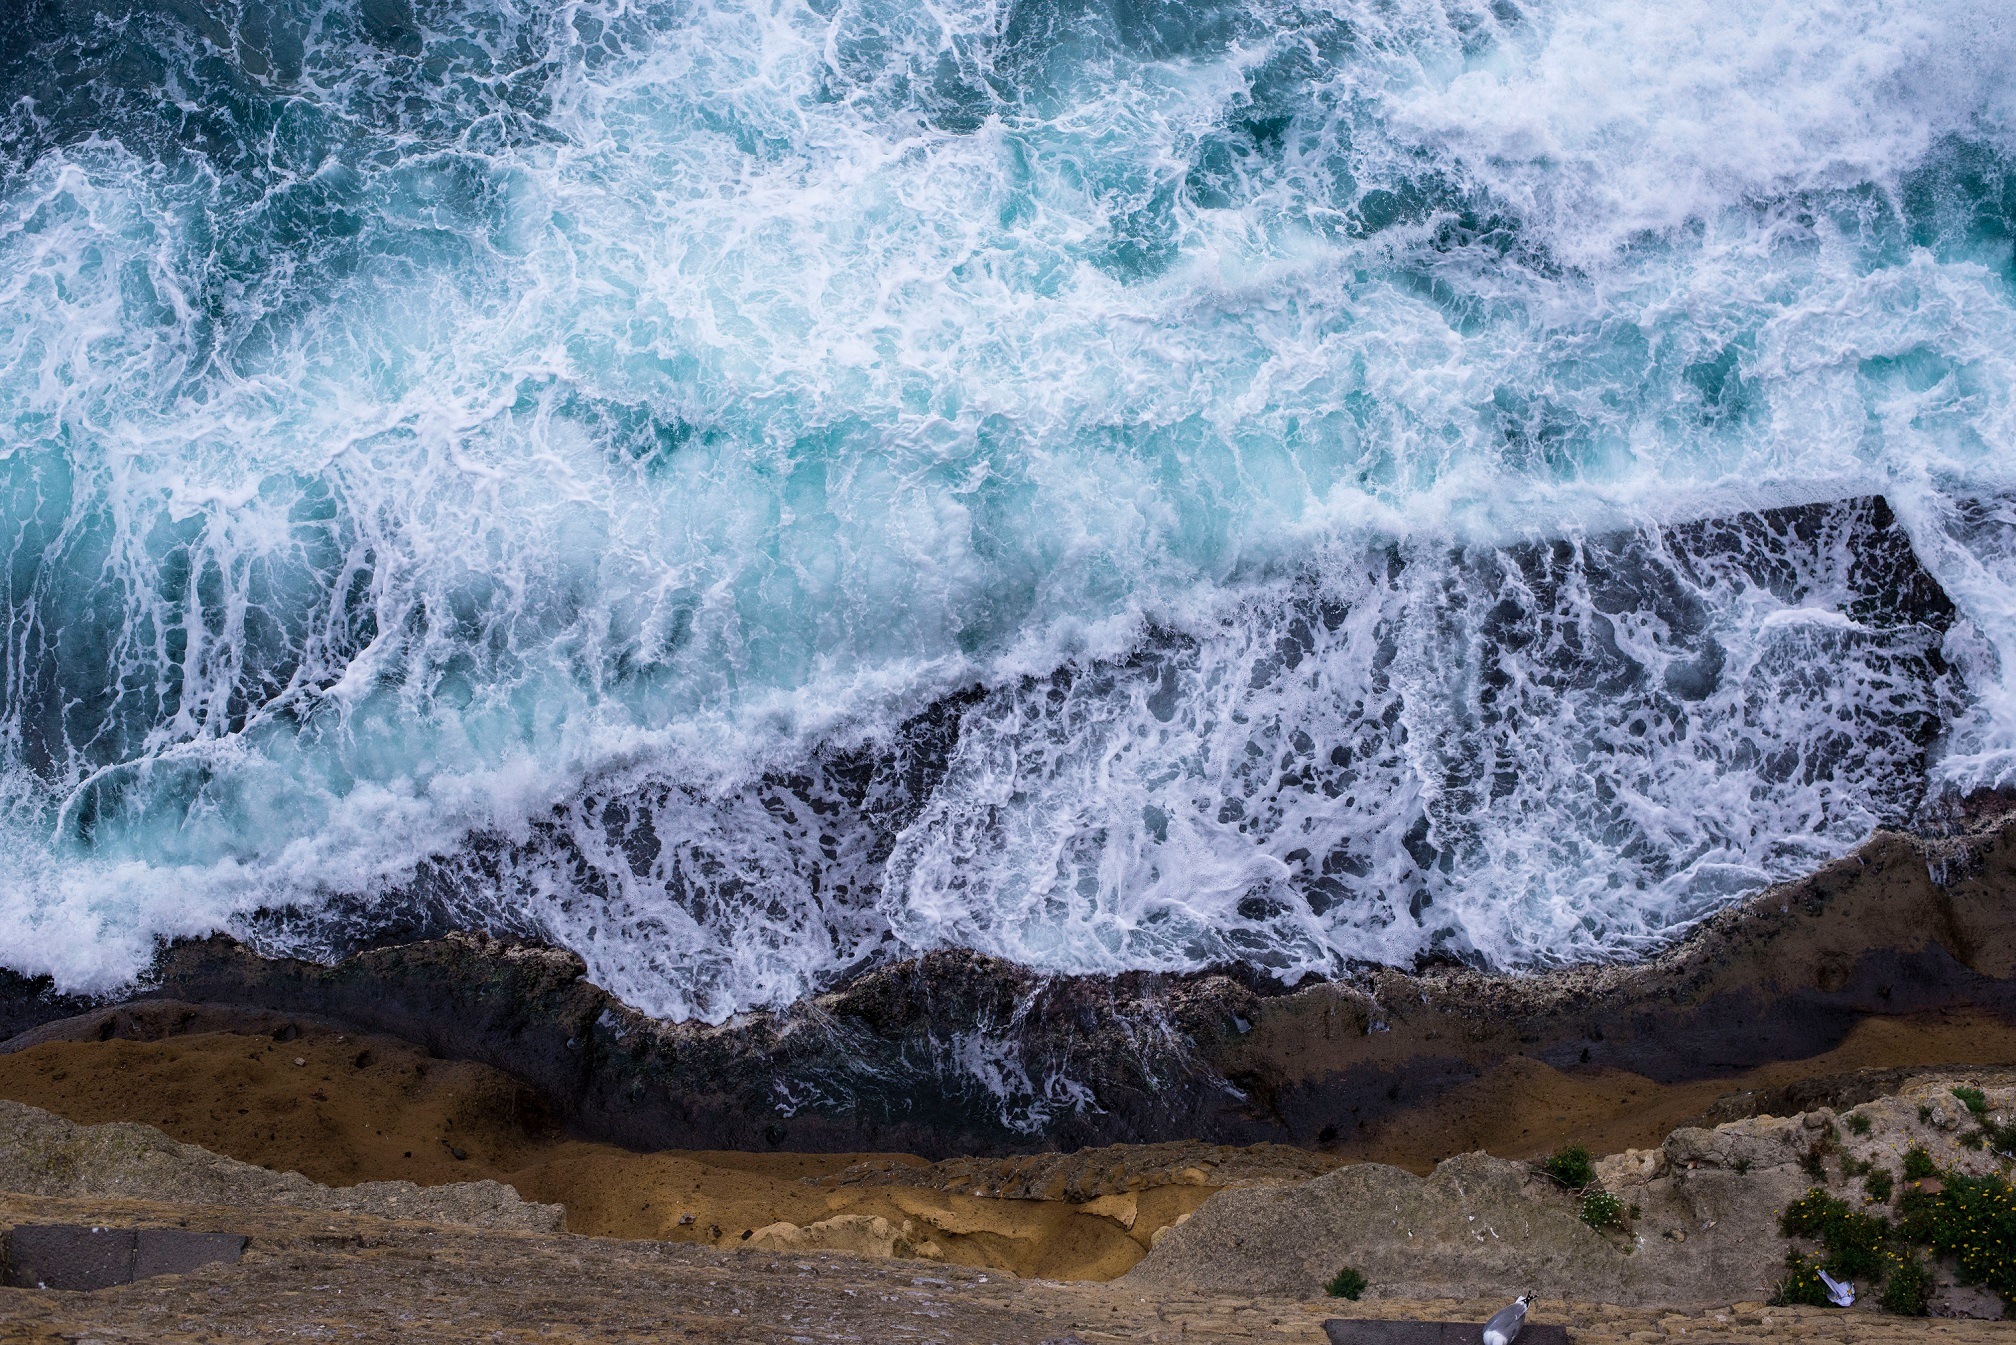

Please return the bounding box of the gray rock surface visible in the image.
[4,1224,247,1290]
[1127,1073,2016,1313]
[1126,1152,1649,1303]
[0,1099,563,1231]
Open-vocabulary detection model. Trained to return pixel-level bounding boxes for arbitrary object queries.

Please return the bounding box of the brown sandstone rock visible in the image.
[746,1212,940,1259]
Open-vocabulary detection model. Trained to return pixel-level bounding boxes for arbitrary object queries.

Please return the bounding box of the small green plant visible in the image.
[1770,1251,1835,1307]
[1325,1267,1368,1300]
[1864,1168,1895,1203]
[1840,1154,1870,1178]
[1919,1103,1935,1124]
[1903,1146,1940,1181]
[1581,1188,1626,1231]
[1878,1251,1935,1316]
[1800,1147,1828,1180]
[1946,1088,2016,1155]
[1733,1156,1751,1175]
[1847,1111,1873,1137]
[1541,1142,1596,1190]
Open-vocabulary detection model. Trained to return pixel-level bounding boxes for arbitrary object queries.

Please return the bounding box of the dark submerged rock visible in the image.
[0,968,98,1047]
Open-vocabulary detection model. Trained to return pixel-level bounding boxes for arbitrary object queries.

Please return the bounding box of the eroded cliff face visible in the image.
[7,812,2016,1157]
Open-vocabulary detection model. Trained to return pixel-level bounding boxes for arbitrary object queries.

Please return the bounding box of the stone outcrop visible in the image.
[1131,1151,1638,1301]
[0,1099,563,1232]
[1127,1138,1802,1307]
[1129,1073,2016,1315]
[747,1213,939,1260]
[7,811,2016,1157]
[0,968,93,1047]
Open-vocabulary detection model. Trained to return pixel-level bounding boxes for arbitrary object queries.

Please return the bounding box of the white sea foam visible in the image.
[0,0,2012,1017]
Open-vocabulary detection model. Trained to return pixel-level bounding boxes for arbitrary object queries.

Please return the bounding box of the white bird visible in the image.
[1817,1268,1856,1307]
[1482,1293,1531,1345]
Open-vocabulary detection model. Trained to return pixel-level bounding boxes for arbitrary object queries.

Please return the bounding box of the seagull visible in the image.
[1817,1269,1856,1307]
[1482,1293,1532,1345]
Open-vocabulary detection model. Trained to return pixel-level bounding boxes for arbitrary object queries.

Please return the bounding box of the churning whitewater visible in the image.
[2,0,2014,1021]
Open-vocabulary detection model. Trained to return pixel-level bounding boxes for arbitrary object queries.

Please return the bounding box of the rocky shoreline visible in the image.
[0,1069,2013,1330]
[6,810,2016,1158]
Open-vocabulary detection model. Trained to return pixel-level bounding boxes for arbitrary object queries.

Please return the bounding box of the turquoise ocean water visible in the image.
[2,0,2014,1021]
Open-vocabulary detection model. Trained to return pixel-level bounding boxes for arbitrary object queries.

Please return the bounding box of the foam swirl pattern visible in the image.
[0,0,2012,1019]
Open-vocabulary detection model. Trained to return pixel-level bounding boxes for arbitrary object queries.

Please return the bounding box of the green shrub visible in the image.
[1846,1111,1873,1136]
[1774,1171,2016,1316]
[1781,1188,1851,1240]
[1325,1267,1368,1300]
[1827,1215,1891,1281]
[1779,1188,1890,1279]
[1895,1187,1943,1244]
[1902,1146,1939,1181]
[1769,1252,1835,1308]
[1800,1148,1828,1180]
[1581,1188,1626,1231]
[1954,1086,1989,1118]
[1864,1168,1894,1203]
[1733,1156,1751,1174]
[1878,1252,1934,1316]
[1542,1143,1595,1190]
[1923,1172,2016,1303]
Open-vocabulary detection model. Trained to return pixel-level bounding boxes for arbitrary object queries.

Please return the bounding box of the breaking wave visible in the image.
[1,0,2014,1020]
